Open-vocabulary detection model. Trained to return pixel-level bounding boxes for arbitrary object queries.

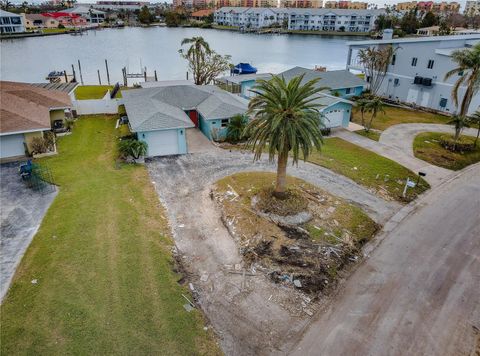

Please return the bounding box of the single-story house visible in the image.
[0,81,72,160]
[122,84,249,157]
[216,66,360,129]
[22,13,60,30]
[191,9,214,21]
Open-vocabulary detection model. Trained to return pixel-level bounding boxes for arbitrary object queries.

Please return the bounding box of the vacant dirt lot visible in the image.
[147,150,400,355]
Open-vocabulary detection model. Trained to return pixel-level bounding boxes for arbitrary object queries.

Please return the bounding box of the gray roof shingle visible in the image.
[279,67,366,90]
[123,85,248,132]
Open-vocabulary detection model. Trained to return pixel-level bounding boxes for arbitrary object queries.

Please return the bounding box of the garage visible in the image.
[0,134,26,159]
[324,109,344,128]
[142,130,179,157]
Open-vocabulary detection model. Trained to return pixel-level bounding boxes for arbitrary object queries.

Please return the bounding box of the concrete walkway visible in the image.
[186,128,216,153]
[335,129,452,187]
[379,123,478,156]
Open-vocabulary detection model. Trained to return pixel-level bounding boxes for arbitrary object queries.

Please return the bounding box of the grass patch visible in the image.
[354,130,381,141]
[351,105,450,131]
[0,116,220,355]
[214,172,378,293]
[74,85,122,100]
[413,132,480,170]
[42,28,70,33]
[308,138,429,202]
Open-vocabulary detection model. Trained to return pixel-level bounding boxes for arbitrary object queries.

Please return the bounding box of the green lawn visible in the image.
[308,138,429,201]
[0,116,220,355]
[413,132,480,171]
[42,28,70,34]
[351,105,450,131]
[74,85,122,100]
[354,130,381,141]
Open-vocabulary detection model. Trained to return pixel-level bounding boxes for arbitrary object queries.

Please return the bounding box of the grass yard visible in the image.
[351,105,450,131]
[74,85,122,100]
[0,116,220,355]
[42,28,70,34]
[308,138,429,201]
[353,130,381,141]
[413,132,480,171]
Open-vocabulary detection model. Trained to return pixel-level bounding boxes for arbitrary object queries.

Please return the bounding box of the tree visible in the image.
[226,114,248,143]
[364,97,385,132]
[138,5,154,24]
[165,11,183,26]
[358,45,396,96]
[421,11,438,27]
[118,139,148,159]
[447,115,470,149]
[0,0,12,11]
[245,75,326,199]
[179,37,231,85]
[468,110,480,146]
[400,9,420,34]
[356,98,370,128]
[444,43,480,117]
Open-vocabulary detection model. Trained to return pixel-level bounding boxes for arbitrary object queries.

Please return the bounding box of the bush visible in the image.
[118,139,148,159]
[439,135,475,152]
[30,137,48,154]
[226,115,248,143]
[65,118,75,131]
[43,131,55,150]
[58,24,65,29]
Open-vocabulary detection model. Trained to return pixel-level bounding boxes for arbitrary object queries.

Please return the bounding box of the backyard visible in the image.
[74,85,122,100]
[413,132,480,170]
[0,116,219,355]
[351,105,450,132]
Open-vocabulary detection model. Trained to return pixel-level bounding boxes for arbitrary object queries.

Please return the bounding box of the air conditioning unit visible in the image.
[422,78,433,86]
[414,76,423,84]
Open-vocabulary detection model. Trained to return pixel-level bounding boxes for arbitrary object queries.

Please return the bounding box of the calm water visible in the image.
[0,27,366,85]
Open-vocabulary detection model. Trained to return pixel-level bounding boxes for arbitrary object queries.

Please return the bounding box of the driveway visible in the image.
[147,150,399,355]
[379,123,478,156]
[0,163,57,302]
[288,163,480,356]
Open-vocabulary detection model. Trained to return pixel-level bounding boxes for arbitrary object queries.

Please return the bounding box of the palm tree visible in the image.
[356,98,370,128]
[226,114,247,143]
[365,97,385,132]
[447,115,470,148]
[468,110,480,146]
[179,37,211,85]
[246,75,326,199]
[444,43,480,116]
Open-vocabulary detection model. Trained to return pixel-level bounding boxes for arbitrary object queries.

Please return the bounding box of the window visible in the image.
[439,98,448,108]
[345,88,351,94]
[411,57,418,67]
[427,59,434,69]
[391,54,396,66]
[221,119,229,128]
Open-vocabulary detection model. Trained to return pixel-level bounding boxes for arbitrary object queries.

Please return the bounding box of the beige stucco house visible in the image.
[22,13,60,30]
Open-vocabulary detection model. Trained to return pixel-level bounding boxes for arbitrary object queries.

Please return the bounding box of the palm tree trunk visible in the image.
[274,151,288,199]
[475,126,479,147]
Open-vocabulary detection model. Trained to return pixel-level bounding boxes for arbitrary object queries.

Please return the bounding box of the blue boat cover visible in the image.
[232,63,258,75]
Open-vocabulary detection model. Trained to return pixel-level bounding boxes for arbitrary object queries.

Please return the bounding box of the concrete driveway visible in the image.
[288,163,480,356]
[147,150,399,355]
[0,163,57,302]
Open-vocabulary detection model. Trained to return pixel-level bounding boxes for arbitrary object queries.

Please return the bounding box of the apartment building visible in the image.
[281,0,323,8]
[395,1,460,13]
[465,0,480,16]
[92,1,152,11]
[346,35,480,115]
[324,1,368,9]
[214,7,383,31]
[0,9,25,34]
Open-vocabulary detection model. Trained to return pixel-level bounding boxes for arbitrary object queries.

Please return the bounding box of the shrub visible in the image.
[439,134,475,152]
[30,137,48,154]
[65,119,75,131]
[43,131,55,150]
[58,24,65,29]
[118,139,148,159]
[226,114,248,143]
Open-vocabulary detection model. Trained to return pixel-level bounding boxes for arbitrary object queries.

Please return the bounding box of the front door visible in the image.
[189,110,199,127]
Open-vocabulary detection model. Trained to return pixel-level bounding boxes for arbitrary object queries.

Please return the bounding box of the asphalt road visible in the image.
[288,163,480,356]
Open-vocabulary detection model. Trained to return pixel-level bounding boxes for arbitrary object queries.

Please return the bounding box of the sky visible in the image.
[8,0,470,11]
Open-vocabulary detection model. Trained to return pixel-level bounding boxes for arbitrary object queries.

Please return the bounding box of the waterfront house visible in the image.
[0,9,25,34]
[214,7,384,32]
[0,82,72,160]
[122,84,248,156]
[22,13,60,30]
[191,9,214,21]
[346,34,480,115]
[63,6,106,24]
[42,12,88,27]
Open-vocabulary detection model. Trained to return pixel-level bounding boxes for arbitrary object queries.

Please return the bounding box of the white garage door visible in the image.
[406,89,419,104]
[420,92,430,107]
[145,130,179,157]
[324,110,344,128]
[0,134,26,159]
